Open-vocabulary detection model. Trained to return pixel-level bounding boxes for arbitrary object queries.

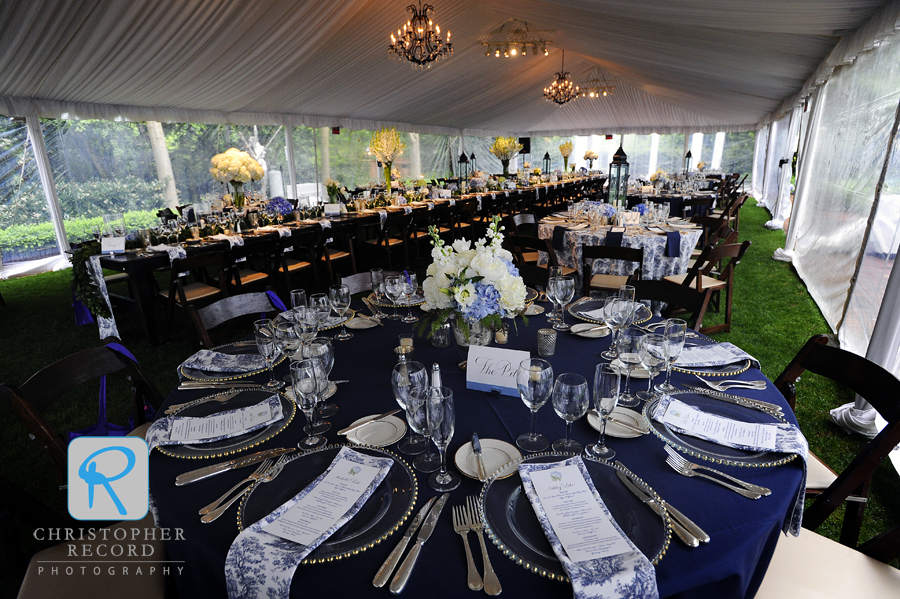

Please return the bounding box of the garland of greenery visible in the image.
[70,241,111,319]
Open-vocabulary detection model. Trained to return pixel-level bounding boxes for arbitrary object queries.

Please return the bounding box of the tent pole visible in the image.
[285,126,296,199]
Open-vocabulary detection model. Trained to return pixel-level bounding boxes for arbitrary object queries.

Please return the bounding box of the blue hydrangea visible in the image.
[267,196,294,215]
[633,203,648,215]
[601,203,617,218]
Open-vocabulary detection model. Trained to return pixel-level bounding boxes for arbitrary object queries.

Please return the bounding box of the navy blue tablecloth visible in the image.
[149,304,803,599]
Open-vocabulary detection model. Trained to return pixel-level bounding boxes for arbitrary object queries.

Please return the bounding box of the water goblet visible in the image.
[515,358,554,452]
[615,327,644,408]
[309,293,331,332]
[585,363,620,460]
[600,297,627,360]
[424,386,460,492]
[391,361,429,456]
[547,267,563,321]
[253,319,283,390]
[618,284,635,303]
[384,275,404,320]
[406,388,442,473]
[369,269,388,318]
[274,320,300,361]
[290,289,307,309]
[292,306,320,350]
[550,373,590,454]
[551,276,575,331]
[656,318,687,394]
[290,360,326,448]
[637,333,666,401]
[401,273,419,323]
[302,337,337,422]
[329,284,353,341]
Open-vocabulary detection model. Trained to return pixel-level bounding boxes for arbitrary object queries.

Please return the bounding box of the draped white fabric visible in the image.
[0,0,891,135]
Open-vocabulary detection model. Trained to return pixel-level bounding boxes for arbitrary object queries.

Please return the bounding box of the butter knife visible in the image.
[614,465,703,547]
[390,492,449,594]
[373,497,436,588]
[472,433,487,481]
[175,447,294,486]
[337,409,401,436]
[685,385,783,415]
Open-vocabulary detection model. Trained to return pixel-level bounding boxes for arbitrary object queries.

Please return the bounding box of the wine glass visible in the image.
[302,337,337,422]
[401,272,418,323]
[309,293,331,332]
[425,386,460,492]
[585,363,620,460]
[274,320,300,361]
[546,266,562,321]
[637,333,666,401]
[384,275,403,320]
[618,284,635,304]
[405,387,441,473]
[515,358,554,452]
[370,269,388,318]
[391,361,429,456]
[254,319,283,390]
[290,359,325,448]
[600,297,628,360]
[615,327,643,408]
[550,373,590,453]
[329,284,353,341]
[551,276,575,331]
[292,306,319,351]
[290,289,307,310]
[656,318,687,394]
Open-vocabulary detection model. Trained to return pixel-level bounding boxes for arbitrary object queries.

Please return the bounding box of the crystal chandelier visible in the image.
[543,51,579,106]
[388,2,452,67]
[480,19,553,58]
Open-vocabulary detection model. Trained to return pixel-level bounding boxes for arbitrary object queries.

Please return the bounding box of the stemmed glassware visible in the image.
[292,307,319,351]
[254,319,283,390]
[329,284,353,341]
[424,386,460,492]
[302,337,337,421]
[369,269,388,318]
[550,276,575,331]
[309,293,331,333]
[656,318,687,394]
[401,273,418,323]
[585,363,620,460]
[290,359,326,448]
[637,333,666,401]
[391,361,429,456]
[274,320,300,361]
[615,327,644,408]
[550,373,590,454]
[600,297,632,360]
[515,358,554,452]
[290,289,307,310]
[384,275,403,320]
[546,267,562,322]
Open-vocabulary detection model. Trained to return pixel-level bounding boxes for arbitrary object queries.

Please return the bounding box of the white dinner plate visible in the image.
[454,439,522,480]
[524,304,545,316]
[345,317,379,329]
[344,415,406,447]
[570,322,610,338]
[587,407,649,438]
[611,358,651,378]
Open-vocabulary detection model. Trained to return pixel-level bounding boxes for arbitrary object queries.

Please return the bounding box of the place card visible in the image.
[323,204,342,215]
[466,345,530,397]
[168,399,282,443]
[660,397,776,449]
[262,454,389,546]
[101,236,126,254]
[528,464,633,562]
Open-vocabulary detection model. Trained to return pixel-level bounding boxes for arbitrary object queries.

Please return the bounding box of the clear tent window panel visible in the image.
[720,131,756,183]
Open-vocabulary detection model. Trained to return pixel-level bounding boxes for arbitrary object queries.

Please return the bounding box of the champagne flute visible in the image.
[550,373,590,454]
[369,269,388,318]
[401,272,418,323]
[385,275,403,320]
[391,361,428,455]
[637,333,666,401]
[291,360,325,448]
[656,318,687,394]
[585,363,620,460]
[254,319,283,390]
[547,266,562,321]
[329,284,353,341]
[425,386,460,492]
[515,358,554,452]
[303,337,337,422]
[615,327,643,408]
[551,276,575,331]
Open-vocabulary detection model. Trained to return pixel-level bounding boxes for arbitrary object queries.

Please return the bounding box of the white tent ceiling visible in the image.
[0,0,893,136]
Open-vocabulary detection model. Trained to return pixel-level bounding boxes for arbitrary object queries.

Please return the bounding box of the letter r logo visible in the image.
[68,437,149,520]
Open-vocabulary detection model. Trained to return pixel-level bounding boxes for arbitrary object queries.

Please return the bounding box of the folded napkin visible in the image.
[148,244,187,265]
[674,342,759,369]
[145,395,283,451]
[567,223,589,231]
[225,447,393,599]
[180,349,266,374]
[210,233,245,247]
[605,230,624,247]
[518,456,659,599]
[651,395,808,535]
[318,219,331,229]
[665,231,681,258]
[579,308,607,321]
[552,226,568,251]
[255,226,292,238]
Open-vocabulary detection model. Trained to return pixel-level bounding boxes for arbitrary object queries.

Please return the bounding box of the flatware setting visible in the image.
[165,388,241,414]
[199,458,274,519]
[684,385,783,415]
[693,374,766,391]
[465,496,501,596]
[200,455,289,523]
[664,446,771,496]
[453,503,483,591]
[373,497,436,588]
[664,455,762,499]
[389,493,450,594]
[176,447,294,485]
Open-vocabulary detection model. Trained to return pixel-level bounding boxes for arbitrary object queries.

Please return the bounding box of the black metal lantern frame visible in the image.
[469,152,477,173]
[543,152,551,173]
[457,152,470,187]
[683,150,693,174]
[609,144,629,205]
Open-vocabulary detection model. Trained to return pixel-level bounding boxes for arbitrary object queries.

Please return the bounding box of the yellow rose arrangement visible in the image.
[210,147,263,209]
[369,127,406,194]
[489,136,524,176]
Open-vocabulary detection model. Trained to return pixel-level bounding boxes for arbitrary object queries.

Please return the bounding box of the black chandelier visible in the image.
[389,2,452,67]
[543,50,579,106]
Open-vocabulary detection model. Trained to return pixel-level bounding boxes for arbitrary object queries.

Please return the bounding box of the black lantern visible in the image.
[543,152,551,173]
[457,152,470,187]
[683,149,693,174]
[469,152,477,173]
[608,144,629,206]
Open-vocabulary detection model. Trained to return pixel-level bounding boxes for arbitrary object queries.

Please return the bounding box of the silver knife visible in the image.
[373,497,436,587]
[685,385,783,415]
[337,409,402,436]
[177,382,262,391]
[614,465,704,547]
[472,433,487,482]
[390,492,449,594]
[175,447,295,486]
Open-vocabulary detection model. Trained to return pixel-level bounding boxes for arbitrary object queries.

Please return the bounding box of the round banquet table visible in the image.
[149,301,804,599]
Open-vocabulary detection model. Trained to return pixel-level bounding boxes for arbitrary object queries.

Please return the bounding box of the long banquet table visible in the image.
[148,299,804,599]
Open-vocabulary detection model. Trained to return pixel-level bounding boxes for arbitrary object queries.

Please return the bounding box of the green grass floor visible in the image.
[0,199,897,592]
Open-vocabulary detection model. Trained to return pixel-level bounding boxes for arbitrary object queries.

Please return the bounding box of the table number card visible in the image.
[466,346,530,397]
[323,204,342,215]
[101,236,126,254]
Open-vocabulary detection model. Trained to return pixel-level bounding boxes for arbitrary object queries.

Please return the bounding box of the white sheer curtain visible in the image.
[752,124,769,198]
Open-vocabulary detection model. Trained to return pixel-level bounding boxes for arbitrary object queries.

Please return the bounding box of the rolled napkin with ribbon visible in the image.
[179,349,266,374]
[651,394,808,534]
[518,455,659,599]
[210,233,245,247]
[225,447,393,599]
[674,342,759,369]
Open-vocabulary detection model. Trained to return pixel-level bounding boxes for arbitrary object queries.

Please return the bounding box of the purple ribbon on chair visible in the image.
[605,231,624,247]
[665,232,681,258]
[72,287,94,326]
[266,290,288,312]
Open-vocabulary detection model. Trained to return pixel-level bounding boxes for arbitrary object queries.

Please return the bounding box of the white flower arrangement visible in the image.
[210,148,264,184]
[559,141,574,158]
[369,127,405,163]
[649,168,670,183]
[583,150,598,161]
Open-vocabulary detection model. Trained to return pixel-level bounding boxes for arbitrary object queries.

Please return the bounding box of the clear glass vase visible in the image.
[451,318,493,347]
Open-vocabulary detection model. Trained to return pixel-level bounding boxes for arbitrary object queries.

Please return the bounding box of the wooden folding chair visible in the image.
[506,234,576,289]
[187,290,284,349]
[157,251,228,342]
[582,245,644,297]
[631,279,712,331]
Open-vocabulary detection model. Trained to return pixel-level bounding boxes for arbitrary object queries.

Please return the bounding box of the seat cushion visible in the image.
[323,248,350,260]
[521,251,540,263]
[158,282,221,303]
[363,238,404,247]
[236,269,268,285]
[590,273,631,290]
[664,273,727,291]
[283,257,311,272]
[805,451,838,491]
[754,527,900,599]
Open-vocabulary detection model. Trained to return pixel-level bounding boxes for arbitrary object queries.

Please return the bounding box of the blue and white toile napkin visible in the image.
[210,233,245,246]
[179,349,266,374]
[674,342,760,369]
[148,244,187,265]
[518,456,659,599]
[224,447,393,599]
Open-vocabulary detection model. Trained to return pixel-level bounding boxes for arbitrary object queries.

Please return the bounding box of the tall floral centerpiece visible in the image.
[210,148,264,210]
[325,178,345,203]
[559,141,574,172]
[419,216,527,345]
[584,149,598,170]
[489,136,524,177]
[370,127,405,196]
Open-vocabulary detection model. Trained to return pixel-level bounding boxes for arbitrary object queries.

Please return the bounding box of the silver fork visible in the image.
[165,389,241,415]
[664,446,771,496]
[452,505,483,591]
[198,458,273,517]
[693,374,766,392]
[665,456,762,499]
[201,457,286,524]
[466,496,501,596]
